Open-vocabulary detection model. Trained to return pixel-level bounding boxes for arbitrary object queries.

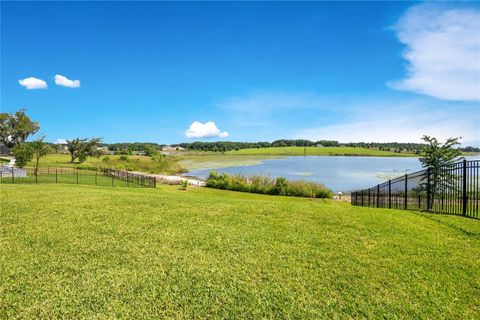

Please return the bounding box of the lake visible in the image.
[186,156,480,192]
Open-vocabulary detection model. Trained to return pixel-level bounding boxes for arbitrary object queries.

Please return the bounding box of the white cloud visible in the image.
[18,77,48,89]
[185,121,229,139]
[55,138,67,144]
[389,3,480,101]
[55,74,80,88]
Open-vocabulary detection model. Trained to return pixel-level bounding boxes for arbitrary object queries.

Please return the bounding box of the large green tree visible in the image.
[0,109,40,148]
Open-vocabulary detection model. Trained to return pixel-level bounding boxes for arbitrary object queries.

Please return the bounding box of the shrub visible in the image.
[119,155,129,161]
[274,177,288,195]
[179,179,188,191]
[205,172,332,199]
[11,143,33,168]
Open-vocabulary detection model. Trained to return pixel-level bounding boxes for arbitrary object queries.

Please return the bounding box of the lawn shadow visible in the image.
[413,211,480,239]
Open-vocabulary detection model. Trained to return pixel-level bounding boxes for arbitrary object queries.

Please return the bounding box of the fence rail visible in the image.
[103,168,156,188]
[0,166,156,188]
[351,159,479,219]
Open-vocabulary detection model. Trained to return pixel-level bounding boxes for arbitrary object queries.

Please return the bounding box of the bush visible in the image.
[274,177,288,195]
[119,155,129,161]
[179,180,188,191]
[11,143,33,168]
[206,172,332,199]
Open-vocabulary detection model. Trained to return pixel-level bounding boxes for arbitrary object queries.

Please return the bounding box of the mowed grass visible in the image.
[1,184,479,319]
[226,146,415,156]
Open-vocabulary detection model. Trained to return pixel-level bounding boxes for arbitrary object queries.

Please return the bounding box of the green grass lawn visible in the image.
[225,146,416,156]
[1,184,479,319]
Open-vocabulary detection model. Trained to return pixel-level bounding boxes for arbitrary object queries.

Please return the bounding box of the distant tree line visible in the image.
[172,140,340,152]
[100,140,479,153]
[106,143,165,154]
[171,140,425,153]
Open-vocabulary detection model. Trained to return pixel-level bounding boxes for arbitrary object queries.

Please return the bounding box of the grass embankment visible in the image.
[226,146,416,156]
[1,184,479,318]
[21,153,185,175]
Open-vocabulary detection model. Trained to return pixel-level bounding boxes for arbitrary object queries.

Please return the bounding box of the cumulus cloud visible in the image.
[18,77,48,89]
[55,138,67,144]
[185,121,229,139]
[389,3,480,101]
[55,74,80,88]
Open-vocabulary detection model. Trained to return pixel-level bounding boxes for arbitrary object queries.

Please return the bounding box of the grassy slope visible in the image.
[226,146,415,156]
[21,153,184,175]
[1,184,479,319]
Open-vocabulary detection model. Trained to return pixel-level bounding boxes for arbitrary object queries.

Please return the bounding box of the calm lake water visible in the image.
[187,156,480,192]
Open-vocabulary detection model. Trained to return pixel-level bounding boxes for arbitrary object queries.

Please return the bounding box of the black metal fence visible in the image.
[0,166,156,188]
[351,159,479,219]
[103,168,156,188]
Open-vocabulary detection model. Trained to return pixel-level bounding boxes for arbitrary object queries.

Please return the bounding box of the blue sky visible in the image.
[1,1,479,145]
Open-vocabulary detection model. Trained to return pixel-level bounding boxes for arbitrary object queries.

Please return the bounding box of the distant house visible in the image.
[0,144,10,155]
[96,146,114,155]
[56,143,69,153]
[162,145,185,151]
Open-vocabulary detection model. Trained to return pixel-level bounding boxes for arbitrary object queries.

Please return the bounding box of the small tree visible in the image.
[67,138,102,163]
[11,143,33,168]
[419,135,463,208]
[0,109,40,148]
[144,145,158,157]
[30,136,51,176]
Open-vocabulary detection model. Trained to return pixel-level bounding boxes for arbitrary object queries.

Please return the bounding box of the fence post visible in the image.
[361,191,364,206]
[368,189,370,207]
[404,174,408,210]
[76,170,79,184]
[56,169,58,183]
[388,180,391,209]
[426,168,431,211]
[35,171,38,184]
[127,173,129,187]
[95,173,97,185]
[112,174,114,187]
[376,184,380,207]
[462,159,467,216]
[418,194,421,209]
[12,168,14,184]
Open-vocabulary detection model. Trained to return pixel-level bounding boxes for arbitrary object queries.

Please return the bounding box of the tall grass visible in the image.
[206,171,332,198]
[75,155,186,174]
